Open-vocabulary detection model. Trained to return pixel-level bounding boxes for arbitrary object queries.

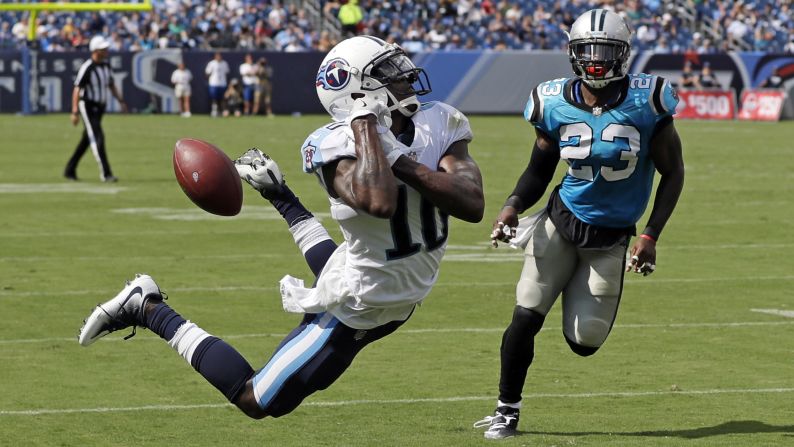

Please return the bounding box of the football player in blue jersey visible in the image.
[474,9,685,440]
[78,36,484,422]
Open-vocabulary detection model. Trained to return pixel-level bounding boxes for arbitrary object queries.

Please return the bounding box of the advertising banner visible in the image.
[738,90,785,121]
[675,89,736,120]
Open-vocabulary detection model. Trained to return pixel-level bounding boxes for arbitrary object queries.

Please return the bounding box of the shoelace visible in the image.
[95,290,168,341]
[472,415,498,429]
[473,414,516,431]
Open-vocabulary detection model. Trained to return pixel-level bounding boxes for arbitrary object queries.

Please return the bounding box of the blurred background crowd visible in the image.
[1,0,792,53]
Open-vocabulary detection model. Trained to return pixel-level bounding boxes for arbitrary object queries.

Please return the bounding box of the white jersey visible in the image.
[297,101,473,328]
[205,59,229,87]
[171,68,192,88]
[239,62,259,86]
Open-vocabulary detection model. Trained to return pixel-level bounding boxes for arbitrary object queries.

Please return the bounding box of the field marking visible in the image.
[2,275,793,298]
[751,309,794,318]
[0,254,287,262]
[1,321,791,346]
[2,387,793,416]
[0,183,128,194]
[109,207,332,222]
[2,275,793,299]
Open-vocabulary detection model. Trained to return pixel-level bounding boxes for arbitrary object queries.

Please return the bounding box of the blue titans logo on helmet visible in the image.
[316,58,350,91]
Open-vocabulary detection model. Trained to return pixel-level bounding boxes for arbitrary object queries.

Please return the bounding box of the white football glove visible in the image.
[234,148,284,198]
[345,96,392,129]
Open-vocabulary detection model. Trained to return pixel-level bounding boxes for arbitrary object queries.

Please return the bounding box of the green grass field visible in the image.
[0,114,792,446]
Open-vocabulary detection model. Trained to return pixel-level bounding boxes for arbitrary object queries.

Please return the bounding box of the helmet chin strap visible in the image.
[386,90,420,117]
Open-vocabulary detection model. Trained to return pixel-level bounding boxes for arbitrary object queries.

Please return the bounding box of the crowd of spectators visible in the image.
[1,1,337,52]
[0,0,791,53]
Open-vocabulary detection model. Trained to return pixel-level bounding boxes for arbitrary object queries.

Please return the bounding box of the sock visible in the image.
[146,301,186,341]
[267,184,313,227]
[145,302,254,401]
[498,306,546,404]
[497,400,522,410]
[289,217,337,277]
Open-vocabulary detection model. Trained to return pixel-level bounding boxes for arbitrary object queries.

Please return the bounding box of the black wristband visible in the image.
[503,196,523,212]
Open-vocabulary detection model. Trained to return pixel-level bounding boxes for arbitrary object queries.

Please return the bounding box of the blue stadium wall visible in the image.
[0,50,792,115]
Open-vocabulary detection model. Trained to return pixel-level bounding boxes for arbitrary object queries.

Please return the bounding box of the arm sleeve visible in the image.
[508,140,560,212]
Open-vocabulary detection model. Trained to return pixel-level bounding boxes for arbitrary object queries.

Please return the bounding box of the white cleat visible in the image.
[234,148,285,199]
[78,274,164,347]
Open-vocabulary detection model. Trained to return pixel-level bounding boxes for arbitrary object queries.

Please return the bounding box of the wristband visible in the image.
[639,233,656,243]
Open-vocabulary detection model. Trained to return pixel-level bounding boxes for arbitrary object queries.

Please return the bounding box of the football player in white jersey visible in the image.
[78,35,484,421]
[474,10,684,439]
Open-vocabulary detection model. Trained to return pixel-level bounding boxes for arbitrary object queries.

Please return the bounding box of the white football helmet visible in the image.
[567,9,632,89]
[316,35,431,121]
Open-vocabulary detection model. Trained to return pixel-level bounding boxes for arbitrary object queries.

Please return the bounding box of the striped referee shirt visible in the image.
[74,59,114,106]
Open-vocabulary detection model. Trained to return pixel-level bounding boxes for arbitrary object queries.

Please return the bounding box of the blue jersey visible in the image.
[524,74,678,228]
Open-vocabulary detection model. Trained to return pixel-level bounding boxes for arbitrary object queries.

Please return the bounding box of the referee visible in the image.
[64,35,127,182]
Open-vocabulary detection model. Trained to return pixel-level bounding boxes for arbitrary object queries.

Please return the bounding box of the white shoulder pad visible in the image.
[420,101,474,146]
[300,123,355,173]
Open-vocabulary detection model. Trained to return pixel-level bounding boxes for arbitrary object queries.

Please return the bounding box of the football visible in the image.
[173,138,243,216]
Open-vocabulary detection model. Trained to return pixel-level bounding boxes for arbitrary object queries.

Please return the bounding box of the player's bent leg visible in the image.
[561,244,627,356]
[250,312,405,418]
[78,275,259,418]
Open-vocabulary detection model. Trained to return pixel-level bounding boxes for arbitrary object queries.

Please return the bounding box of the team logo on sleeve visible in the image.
[304,145,316,170]
[316,59,350,91]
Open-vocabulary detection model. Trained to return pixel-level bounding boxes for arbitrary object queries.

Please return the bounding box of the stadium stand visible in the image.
[0,0,791,53]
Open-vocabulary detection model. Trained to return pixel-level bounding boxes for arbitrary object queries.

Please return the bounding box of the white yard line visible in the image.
[1,387,793,416]
[1,321,791,346]
[751,309,794,318]
[2,275,792,299]
[0,183,127,194]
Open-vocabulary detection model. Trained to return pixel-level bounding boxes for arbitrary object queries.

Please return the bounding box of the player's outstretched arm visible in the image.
[492,129,560,244]
[390,140,484,223]
[627,121,685,274]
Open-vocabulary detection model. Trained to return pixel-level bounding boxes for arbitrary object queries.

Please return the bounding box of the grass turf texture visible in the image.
[0,114,792,446]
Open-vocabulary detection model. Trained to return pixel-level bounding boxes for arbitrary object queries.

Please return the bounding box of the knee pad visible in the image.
[510,306,546,337]
[564,335,599,357]
[564,316,610,357]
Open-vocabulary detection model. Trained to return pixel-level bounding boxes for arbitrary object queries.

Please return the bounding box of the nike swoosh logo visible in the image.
[123,286,142,305]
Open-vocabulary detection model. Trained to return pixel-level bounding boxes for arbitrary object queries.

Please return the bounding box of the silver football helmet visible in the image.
[567,9,632,89]
[315,36,431,121]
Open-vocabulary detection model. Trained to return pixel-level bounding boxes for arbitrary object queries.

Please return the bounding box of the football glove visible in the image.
[234,148,284,198]
[345,96,392,129]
